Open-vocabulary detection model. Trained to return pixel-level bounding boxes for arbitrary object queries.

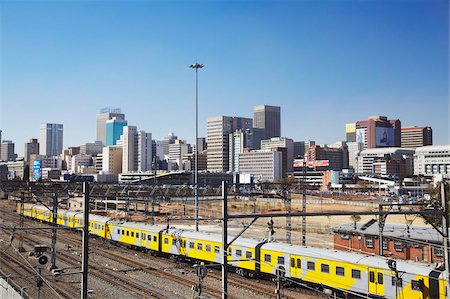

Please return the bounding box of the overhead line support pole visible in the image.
[81,181,90,299]
[222,181,228,299]
[50,192,58,269]
[440,180,450,298]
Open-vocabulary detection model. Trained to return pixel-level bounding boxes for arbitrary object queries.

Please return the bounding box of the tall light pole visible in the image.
[190,62,204,232]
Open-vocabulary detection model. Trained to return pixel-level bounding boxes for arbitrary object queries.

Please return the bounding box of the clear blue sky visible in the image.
[1,0,448,156]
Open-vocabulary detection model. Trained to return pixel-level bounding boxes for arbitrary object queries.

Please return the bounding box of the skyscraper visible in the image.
[105,117,127,146]
[401,126,433,149]
[1,140,16,161]
[39,123,63,156]
[24,138,39,162]
[207,116,252,172]
[96,107,125,146]
[253,105,281,139]
[354,116,401,149]
[121,126,152,173]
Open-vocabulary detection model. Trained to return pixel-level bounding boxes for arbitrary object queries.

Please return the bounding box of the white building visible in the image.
[121,126,152,173]
[356,148,415,177]
[96,107,125,146]
[261,137,294,172]
[347,142,364,170]
[414,145,450,177]
[39,123,63,156]
[80,141,103,156]
[229,130,251,173]
[168,139,190,170]
[238,150,282,182]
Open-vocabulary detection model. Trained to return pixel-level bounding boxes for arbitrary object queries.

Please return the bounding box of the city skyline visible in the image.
[1,1,448,155]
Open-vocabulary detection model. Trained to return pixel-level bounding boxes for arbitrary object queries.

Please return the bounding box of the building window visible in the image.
[336,266,345,276]
[278,256,285,265]
[351,269,361,279]
[365,237,374,248]
[340,234,350,240]
[394,241,403,252]
[321,264,330,274]
[307,261,315,270]
[382,239,388,250]
[434,247,444,257]
[264,254,271,263]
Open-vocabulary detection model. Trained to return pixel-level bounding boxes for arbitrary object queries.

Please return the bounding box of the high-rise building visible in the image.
[347,142,364,170]
[414,145,450,176]
[121,126,152,173]
[168,139,190,169]
[40,123,63,156]
[306,145,345,171]
[96,107,125,146]
[157,133,178,160]
[238,149,283,182]
[253,105,281,139]
[207,116,252,172]
[229,130,251,172]
[261,137,295,172]
[1,140,16,161]
[294,141,305,159]
[24,138,39,162]
[345,123,356,142]
[356,148,414,178]
[401,126,432,149]
[102,146,123,174]
[354,116,401,149]
[106,117,127,146]
[196,137,207,153]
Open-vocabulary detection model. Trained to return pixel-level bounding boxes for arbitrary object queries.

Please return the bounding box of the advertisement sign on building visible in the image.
[376,127,394,147]
[33,160,41,180]
[345,123,356,133]
[356,128,365,144]
[293,159,330,168]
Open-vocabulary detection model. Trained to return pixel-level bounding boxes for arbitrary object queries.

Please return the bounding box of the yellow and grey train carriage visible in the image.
[18,204,448,299]
[259,242,447,299]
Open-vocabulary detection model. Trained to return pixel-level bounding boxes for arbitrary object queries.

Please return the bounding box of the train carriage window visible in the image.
[142,233,146,240]
[131,232,134,237]
[246,251,252,259]
[126,231,129,236]
[190,242,195,248]
[197,243,203,250]
[336,266,345,276]
[296,259,301,269]
[411,280,423,291]
[153,236,157,242]
[136,233,139,239]
[148,235,151,241]
[206,245,211,252]
[290,258,295,268]
[164,238,169,244]
[307,261,315,270]
[214,246,220,253]
[277,256,285,265]
[236,249,242,257]
[369,271,375,283]
[321,264,330,274]
[101,225,104,230]
[172,239,177,245]
[264,254,271,263]
[117,229,120,234]
[377,273,383,285]
[351,269,361,279]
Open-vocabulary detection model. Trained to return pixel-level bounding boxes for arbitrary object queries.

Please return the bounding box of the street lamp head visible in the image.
[190,63,204,69]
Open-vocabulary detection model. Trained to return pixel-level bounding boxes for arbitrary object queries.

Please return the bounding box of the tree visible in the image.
[420,181,450,228]
[350,214,362,229]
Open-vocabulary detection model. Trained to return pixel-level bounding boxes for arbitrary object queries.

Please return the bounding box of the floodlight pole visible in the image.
[190,62,204,232]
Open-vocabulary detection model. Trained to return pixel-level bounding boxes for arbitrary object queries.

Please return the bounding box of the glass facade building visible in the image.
[106,118,127,146]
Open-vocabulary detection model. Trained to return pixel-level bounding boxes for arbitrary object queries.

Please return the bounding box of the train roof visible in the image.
[111,221,166,233]
[262,242,438,276]
[171,229,262,248]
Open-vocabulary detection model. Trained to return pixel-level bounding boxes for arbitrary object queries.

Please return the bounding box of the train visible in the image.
[18,203,448,299]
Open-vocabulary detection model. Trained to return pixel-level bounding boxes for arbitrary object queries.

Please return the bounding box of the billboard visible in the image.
[356,128,365,144]
[293,159,330,168]
[376,127,395,147]
[33,160,41,180]
[345,123,356,133]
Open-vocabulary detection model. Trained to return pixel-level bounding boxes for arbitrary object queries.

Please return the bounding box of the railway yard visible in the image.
[0,199,324,299]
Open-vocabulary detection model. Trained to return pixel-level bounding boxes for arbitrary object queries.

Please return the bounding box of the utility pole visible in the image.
[302,161,307,246]
[378,204,385,256]
[222,181,228,299]
[440,180,450,298]
[18,192,25,252]
[50,192,58,269]
[81,181,90,299]
[275,270,281,299]
[190,62,204,232]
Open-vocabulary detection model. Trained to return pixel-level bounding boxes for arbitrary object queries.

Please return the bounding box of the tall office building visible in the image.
[229,129,252,172]
[157,133,178,160]
[39,123,63,156]
[80,141,103,156]
[354,116,401,149]
[106,117,127,146]
[168,139,190,169]
[294,141,305,159]
[96,107,125,146]
[24,138,39,162]
[122,126,152,173]
[401,126,432,149]
[347,142,364,170]
[207,116,252,172]
[102,146,123,174]
[1,140,16,161]
[261,137,295,172]
[253,105,281,139]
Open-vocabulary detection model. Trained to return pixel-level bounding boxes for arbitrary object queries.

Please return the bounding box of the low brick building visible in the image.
[332,219,443,263]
